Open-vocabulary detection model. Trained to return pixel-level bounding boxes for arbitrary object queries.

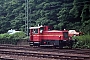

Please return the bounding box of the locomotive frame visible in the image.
[29,25,75,48]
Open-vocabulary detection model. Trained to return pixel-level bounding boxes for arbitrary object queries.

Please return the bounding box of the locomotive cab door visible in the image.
[30,28,41,46]
[29,26,44,46]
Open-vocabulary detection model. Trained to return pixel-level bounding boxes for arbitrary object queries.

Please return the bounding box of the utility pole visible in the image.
[25,0,26,35]
[25,0,29,36]
[27,0,29,36]
[29,3,31,29]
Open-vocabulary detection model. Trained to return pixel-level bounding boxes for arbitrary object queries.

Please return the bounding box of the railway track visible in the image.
[0,44,90,60]
[0,44,90,55]
[0,49,90,60]
[0,57,14,60]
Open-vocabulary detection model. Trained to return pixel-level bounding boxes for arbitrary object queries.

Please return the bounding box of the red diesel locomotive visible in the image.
[29,25,75,48]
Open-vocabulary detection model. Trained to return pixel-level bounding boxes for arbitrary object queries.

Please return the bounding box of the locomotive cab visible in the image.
[29,25,47,46]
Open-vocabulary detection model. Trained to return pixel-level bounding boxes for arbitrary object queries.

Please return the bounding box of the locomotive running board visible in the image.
[40,45,54,46]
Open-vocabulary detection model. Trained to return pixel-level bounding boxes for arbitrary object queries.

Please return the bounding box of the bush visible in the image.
[0,32,27,44]
[1,33,12,39]
[10,32,26,40]
[73,35,90,48]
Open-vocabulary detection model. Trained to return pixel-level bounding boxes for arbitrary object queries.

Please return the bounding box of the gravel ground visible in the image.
[0,54,57,60]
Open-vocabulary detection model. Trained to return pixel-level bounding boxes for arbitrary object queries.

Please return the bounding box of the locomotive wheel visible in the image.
[68,41,73,49]
[59,44,63,49]
[68,44,73,49]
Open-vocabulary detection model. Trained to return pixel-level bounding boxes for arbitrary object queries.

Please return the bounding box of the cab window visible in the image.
[40,27,44,33]
[63,32,68,38]
[33,29,38,34]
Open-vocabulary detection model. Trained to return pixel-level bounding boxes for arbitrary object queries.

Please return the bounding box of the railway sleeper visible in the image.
[0,56,15,60]
[0,58,14,60]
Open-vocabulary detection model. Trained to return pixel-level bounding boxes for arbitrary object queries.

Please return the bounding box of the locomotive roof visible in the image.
[29,26,43,29]
[46,30,68,32]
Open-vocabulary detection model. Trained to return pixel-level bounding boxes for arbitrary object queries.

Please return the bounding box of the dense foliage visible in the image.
[73,35,90,48]
[0,32,26,44]
[0,0,90,34]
